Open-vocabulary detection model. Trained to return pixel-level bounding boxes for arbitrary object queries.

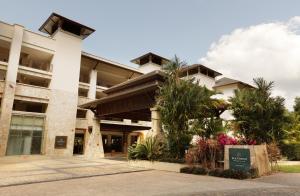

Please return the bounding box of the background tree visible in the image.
[283,97,300,143]
[294,97,300,115]
[229,78,286,144]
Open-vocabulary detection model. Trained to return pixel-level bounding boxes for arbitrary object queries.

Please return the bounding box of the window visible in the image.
[76,109,87,118]
[13,100,47,113]
[6,115,44,155]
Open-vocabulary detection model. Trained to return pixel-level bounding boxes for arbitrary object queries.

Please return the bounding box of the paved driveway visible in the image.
[0,156,147,187]
[0,156,299,195]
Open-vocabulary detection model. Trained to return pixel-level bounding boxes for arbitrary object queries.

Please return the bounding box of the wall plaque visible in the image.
[229,148,250,171]
[55,136,68,149]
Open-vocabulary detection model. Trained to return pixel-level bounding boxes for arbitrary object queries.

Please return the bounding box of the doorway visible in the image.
[73,132,85,155]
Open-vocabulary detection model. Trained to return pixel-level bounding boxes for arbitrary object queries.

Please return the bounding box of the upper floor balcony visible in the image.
[19,45,53,73]
[0,80,4,95]
[15,83,50,102]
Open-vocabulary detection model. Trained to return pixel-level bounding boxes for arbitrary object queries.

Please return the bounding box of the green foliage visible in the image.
[180,166,208,175]
[182,167,258,179]
[229,77,287,144]
[127,135,165,161]
[280,142,300,161]
[249,168,259,178]
[157,56,224,158]
[208,168,223,177]
[283,97,300,143]
[294,97,300,115]
[221,169,251,179]
[283,112,300,143]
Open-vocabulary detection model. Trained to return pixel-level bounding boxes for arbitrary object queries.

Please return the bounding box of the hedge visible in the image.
[180,167,259,179]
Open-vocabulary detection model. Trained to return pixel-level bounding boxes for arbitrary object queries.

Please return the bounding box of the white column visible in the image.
[0,24,24,156]
[150,107,162,135]
[88,69,97,99]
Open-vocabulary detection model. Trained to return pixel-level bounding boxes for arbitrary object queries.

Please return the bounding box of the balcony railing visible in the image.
[18,65,52,79]
[15,83,50,102]
[0,61,8,71]
[79,82,90,90]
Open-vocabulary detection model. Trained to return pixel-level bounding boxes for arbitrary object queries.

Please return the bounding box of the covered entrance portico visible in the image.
[81,71,165,156]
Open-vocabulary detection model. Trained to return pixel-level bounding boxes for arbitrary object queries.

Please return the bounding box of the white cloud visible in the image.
[200,17,300,110]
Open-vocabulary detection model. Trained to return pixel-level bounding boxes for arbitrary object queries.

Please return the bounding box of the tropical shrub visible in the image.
[217,133,238,146]
[267,142,281,170]
[182,167,259,179]
[280,142,300,161]
[185,138,220,169]
[229,78,287,144]
[221,169,251,179]
[127,135,165,161]
[180,166,208,175]
[208,168,223,177]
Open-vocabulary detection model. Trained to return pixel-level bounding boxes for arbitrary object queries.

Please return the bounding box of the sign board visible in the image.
[229,148,250,171]
[55,136,68,149]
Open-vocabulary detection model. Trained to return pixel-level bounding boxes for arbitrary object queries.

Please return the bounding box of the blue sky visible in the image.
[0,0,299,66]
[1,0,300,108]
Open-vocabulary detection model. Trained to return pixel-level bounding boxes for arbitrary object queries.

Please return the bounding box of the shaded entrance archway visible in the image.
[81,71,165,156]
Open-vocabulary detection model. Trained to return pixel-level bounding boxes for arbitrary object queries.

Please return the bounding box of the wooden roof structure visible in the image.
[81,70,165,121]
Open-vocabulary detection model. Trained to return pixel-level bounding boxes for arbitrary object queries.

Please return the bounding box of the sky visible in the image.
[1,0,300,109]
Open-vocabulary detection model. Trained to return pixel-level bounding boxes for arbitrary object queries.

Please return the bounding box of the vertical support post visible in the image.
[0,25,24,156]
[88,69,97,99]
[150,107,162,135]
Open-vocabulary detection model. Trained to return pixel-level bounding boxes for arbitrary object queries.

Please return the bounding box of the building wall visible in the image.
[189,73,216,90]
[214,83,239,121]
[0,21,107,157]
[138,62,162,74]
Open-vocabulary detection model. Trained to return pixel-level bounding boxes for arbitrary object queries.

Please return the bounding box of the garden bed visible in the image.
[128,160,188,173]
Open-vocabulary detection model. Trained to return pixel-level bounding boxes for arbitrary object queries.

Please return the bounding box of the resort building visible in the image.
[0,13,251,158]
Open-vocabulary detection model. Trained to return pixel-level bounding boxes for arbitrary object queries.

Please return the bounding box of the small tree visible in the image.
[157,56,195,158]
[157,56,224,158]
[229,78,286,144]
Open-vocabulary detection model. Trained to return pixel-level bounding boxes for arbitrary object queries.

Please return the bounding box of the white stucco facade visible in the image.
[0,14,146,157]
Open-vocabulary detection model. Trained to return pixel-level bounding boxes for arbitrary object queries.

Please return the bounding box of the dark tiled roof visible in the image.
[214,77,254,88]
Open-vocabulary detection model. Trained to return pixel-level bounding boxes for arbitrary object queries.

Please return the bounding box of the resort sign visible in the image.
[229,148,250,171]
[55,136,68,149]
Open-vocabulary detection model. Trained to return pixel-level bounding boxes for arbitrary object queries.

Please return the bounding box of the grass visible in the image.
[278,165,300,173]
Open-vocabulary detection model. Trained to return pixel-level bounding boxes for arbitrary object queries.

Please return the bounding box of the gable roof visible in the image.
[130,52,170,65]
[213,77,254,88]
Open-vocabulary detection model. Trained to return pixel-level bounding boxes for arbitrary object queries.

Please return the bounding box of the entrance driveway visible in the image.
[0,156,299,195]
[0,155,147,187]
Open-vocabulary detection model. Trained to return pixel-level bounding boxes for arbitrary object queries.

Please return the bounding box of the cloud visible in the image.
[200,17,300,110]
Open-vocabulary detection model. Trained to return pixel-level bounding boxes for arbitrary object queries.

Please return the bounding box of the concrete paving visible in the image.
[0,156,299,195]
[0,155,147,187]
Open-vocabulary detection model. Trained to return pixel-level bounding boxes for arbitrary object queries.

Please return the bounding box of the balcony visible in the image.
[18,65,52,79]
[0,80,4,95]
[19,45,53,73]
[79,82,90,90]
[78,96,93,105]
[76,118,88,129]
[0,61,8,71]
[15,83,50,102]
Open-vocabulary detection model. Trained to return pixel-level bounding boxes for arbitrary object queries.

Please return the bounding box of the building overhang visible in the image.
[180,64,222,78]
[39,13,95,39]
[130,52,170,66]
[80,70,165,121]
[100,122,151,132]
